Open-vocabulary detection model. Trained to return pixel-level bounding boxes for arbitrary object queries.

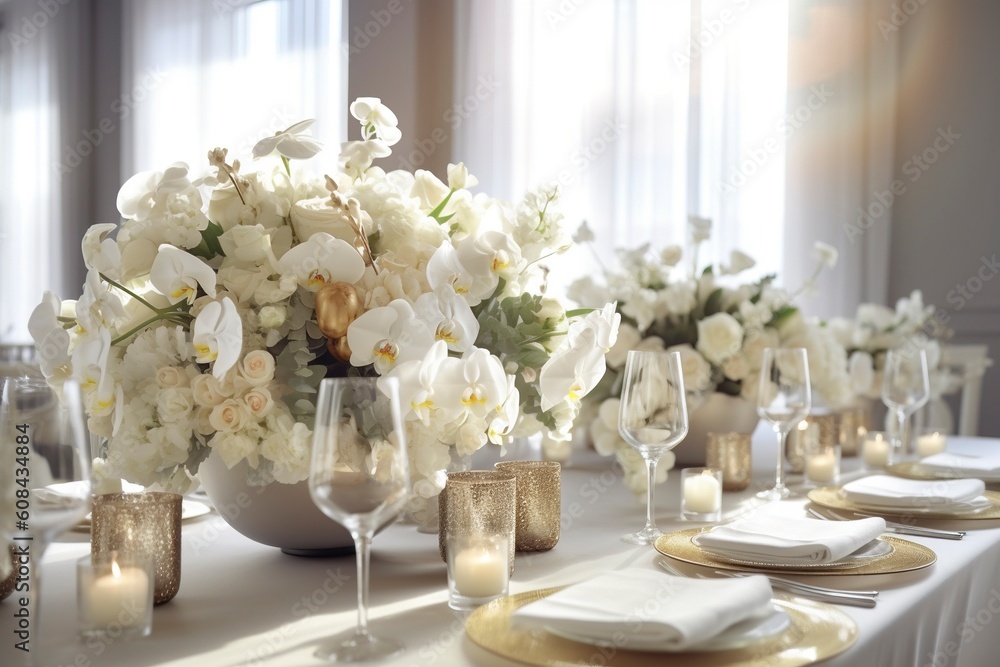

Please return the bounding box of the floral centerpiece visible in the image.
[568,217,852,496]
[28,98,618,526]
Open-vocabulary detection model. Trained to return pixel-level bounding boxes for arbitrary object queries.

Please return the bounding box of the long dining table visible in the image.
[4,425,1000,667]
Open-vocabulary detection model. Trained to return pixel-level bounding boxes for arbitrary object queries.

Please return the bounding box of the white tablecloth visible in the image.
[4,429,1000,667]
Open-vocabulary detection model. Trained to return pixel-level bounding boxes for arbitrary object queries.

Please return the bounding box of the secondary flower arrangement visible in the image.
[569,218,852,496]
[29,99,619,520]
[829,290,955,401]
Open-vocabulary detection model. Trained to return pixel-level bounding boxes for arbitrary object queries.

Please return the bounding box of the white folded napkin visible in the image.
[32,480,144,506]
[511,568,772,651]
[842,475,985,509]
[920,452,1000,475]
[694,513,886,564]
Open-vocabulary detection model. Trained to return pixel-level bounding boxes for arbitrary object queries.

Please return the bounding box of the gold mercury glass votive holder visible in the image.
[494,461,561,552]
[785,413,837,473]
[438,471,516,576]
[706,432,752,491]
[91,492,182,605]
[0,545,16,602]
[835,405,869,457]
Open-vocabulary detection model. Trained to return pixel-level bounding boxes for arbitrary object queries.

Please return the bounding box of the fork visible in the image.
[806,507,966,540]
[656,559,879,608]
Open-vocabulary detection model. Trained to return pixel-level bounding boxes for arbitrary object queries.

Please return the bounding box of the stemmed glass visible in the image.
[1,377,91,660]
[881,348,930,460]
[617,350,688,545]
[309,377,410,662]
[756,348,811,500]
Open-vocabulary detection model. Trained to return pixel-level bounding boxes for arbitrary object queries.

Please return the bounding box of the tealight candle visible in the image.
[452,546,508,598]
[917,431,947,458]
[863,432,892,468]
[806,451,839,484]
[77,555,154,640]
[681,468,722,520]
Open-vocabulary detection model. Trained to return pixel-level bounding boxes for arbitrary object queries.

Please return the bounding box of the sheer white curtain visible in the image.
[0,0,89,342]
[454,0,789,294]
[121,0,347,176]
[454,0,897,315]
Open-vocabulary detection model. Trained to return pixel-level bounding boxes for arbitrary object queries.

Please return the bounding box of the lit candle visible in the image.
[452,546,508,598]
[863,434,891,467]
[683,471,721,514]
[917,432,947,458]
[806,452,838,483]
[85,561,150,629]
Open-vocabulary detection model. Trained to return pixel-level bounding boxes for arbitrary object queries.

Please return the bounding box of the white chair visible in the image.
[937,344,993,436]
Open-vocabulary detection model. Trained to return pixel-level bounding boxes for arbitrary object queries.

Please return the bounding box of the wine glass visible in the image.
[309,377,410,662]
[0,377,91,660]
[617,350,688,545]
[881,348,930,460]
[756,348,811,500]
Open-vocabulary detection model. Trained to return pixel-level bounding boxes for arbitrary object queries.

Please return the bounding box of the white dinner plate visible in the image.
[691,535,894,570]
[543,604,791,653]
[75,499,212,530]
[842,493,992,516]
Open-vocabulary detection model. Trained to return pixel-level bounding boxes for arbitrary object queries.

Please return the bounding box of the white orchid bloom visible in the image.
[252,119,323,160]
[380,341,448,424]
[426,241,495,306]
[347,299,436,374]
[76,270,127,334]
[277,232,366,292]
[539,328,607,412]
[350,97,402,146]
[434,348,510,423]
[567,302,620,352]
[339,140,392,179]
[82,223,121,278]
[446,162,478,190]
[414,286,480,353]
[28,291,72,378]
[456,231,525,285]
[193,298,242,380]
[150,245,218,305]
[411,170,451,213]
[72,327,120,423]
[487,377,520,445]
[722,250,756,275]
[116,162,194,221]
[688,215,712,243]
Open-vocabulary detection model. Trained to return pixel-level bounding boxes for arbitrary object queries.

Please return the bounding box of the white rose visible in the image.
[196,407,215,436]
[240,350,275,387]
[191,373,230,407]
[243,388,275,418]
[620,289,657,332]
[660,245,682,267]
[721,354,750,381]
[157,387,194,423]
[258,305,286,329]
[667,344,713,393]
[696,312,744,364]
[156,366,186,389]
[210,399,249,433]
[657,283,697,317]
[598,398,620,430]
[812,241,838,268]
[606,323,641,369]
[634,336,665,352]
[536,297,565,325]
[211,431,258,469]
[289,197,358,243]
[590,418,622,456]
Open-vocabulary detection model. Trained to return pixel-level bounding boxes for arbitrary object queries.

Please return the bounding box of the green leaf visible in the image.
[189,221,226,260]
[703,288,725,316]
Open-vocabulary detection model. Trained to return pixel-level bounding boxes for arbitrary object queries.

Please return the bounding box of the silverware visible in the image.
[806,507,966,540]
[656,559,879,608]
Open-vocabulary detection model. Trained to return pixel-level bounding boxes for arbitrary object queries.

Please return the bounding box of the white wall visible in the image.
[890,1,1000,435]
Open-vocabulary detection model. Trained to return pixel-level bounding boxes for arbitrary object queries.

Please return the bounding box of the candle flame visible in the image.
[111,560,122,578]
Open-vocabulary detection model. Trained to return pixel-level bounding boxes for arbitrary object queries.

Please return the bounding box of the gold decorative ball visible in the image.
[327,336,353,363]
[315,282,362,339]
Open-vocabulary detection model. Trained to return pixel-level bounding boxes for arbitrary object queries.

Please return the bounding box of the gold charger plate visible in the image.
[466,588,857,667]
[885,461,1000,483]
[654,528,935,575]
[807,486,1000,520]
